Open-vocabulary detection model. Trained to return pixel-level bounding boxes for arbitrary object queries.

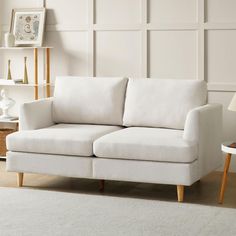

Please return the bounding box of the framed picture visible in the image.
[10,8,46,47]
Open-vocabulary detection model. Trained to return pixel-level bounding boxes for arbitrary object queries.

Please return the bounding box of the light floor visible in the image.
[1,161,236,208]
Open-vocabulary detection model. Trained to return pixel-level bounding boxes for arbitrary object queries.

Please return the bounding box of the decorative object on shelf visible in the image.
[10,8,46,47]
[15,79,23,84]
[23,57,29,84]
[0,89,16,121]
[7,60,12,80]
[4,10,15,48]
[4,32,15,47]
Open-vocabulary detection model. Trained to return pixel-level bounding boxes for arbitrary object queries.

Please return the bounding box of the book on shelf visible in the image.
[0,79,23,85]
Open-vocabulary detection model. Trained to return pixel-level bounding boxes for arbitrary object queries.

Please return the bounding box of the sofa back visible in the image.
[53,77,128,125]
[123,78,207,129]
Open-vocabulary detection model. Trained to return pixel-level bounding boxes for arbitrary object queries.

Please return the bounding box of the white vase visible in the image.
[4,33,15,47]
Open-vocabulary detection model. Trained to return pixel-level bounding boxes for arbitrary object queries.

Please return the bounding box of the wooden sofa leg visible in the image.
[17,173,24,187]
[177,185,184,202]
[99,180,105,192]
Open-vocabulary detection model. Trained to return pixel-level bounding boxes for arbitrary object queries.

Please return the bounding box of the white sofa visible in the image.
[6,77,222,202]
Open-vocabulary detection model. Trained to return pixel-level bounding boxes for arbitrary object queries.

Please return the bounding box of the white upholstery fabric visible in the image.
[94,127,197,163]
[7,152,92,178]
[53,77,128,125]
[7,124,122,157]
[183,104,223,177]
[123,78,207,129]
[19,98,54,131]
[93,158,199,186]
[6,76,222,189]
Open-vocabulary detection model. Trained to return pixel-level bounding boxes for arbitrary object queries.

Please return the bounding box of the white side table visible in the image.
[219,142,236,204]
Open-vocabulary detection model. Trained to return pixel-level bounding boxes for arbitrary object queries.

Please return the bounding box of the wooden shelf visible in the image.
[0,80,52,87]
[0,46,53,50]
[0,84,46,87]
[0,119,19,124]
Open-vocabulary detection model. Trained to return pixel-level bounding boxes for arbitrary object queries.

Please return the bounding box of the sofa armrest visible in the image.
[19,98,54,130]
[183,104,223,178]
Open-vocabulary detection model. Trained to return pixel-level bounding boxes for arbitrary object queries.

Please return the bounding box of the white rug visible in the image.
[0,187,236,236]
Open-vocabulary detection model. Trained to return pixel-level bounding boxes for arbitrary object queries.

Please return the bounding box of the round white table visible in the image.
[219,142,236,204]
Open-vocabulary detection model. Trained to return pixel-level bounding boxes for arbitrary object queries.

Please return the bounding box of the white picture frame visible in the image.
[10,8,46,47]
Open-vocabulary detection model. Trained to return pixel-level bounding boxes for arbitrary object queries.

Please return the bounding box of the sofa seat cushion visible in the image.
[7,124,123,157]
[94,127,197,163]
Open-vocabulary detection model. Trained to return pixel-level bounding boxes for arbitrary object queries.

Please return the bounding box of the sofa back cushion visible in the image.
[53,77,128,125]
[123,78,207,129]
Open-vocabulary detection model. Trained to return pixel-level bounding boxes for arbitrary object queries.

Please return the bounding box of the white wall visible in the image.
[1,0,236,170]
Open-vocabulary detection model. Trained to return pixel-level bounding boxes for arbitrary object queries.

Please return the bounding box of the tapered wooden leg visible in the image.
[177,185,184,202]
[17,173,24,187]
[99,180,105,192]
[219,153,231,204]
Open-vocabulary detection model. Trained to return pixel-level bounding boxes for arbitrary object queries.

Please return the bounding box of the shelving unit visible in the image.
[0,47,53,159]
[0,46,53,100]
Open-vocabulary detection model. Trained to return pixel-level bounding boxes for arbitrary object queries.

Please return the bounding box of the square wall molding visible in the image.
[206,30,236,83]
[95,0,142,25]
[148,0,198,24]
[206,0,236,23]
[149,30,197,79]
[46,0,88,26]
[95,31,142,77]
